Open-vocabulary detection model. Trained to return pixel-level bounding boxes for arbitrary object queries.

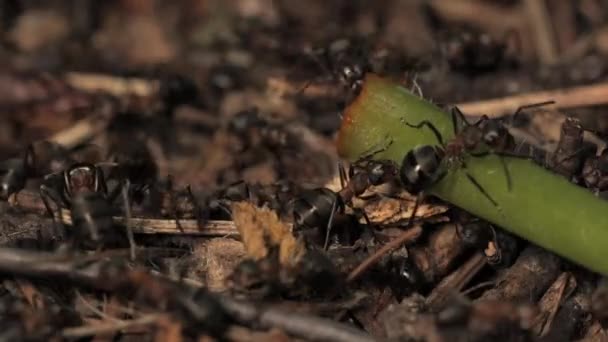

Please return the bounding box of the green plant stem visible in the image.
[337,74,608,275]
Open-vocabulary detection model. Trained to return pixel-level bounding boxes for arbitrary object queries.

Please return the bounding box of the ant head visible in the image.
[368,161,396,186]
[338,63,365,91]
[461,126,484,150]
[399,145,443,195]
[64,163,103,198]
[479,120,508,147]
[456,219,493,249]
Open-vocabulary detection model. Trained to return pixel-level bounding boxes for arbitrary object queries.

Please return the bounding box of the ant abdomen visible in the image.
[399,145,444,195]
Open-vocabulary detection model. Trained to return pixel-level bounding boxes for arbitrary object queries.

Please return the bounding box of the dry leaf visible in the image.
[231,201,305,267]
[355,189,449,225]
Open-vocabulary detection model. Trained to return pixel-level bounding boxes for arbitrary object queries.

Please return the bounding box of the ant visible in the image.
[38,163,136,258]
[0,140,77,200]
[203,179,299,221]
[228,107,294,153]
[401,101,555,196]
[300,37,372,95]
[440,27,520,75]
[0,146,34,200]
[293,141,398,250]
[455,211,519,268]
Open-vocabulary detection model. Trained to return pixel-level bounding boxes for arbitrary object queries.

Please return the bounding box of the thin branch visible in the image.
[346,225,422,283]
[425,252,487,311]
[8,190,241,236]
[61,314,162,339]
[48,116,108,149]
[64,72,158,98]
[456,82,608,116]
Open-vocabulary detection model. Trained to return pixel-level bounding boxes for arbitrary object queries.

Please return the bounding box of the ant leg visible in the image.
[498,155,512,191]
[186,185,205,230]
[401,119,445,146]
[323,198,340,251]
[469,151,512,191]
[450,106,469,133]
[408,193,423,227]
[349,207,377,251]
[165,175,184,233]
[120,179,136,261]
[470,115,491,127]
[338,161,348,189]
[39,185,64,237]
[464,172,499,207]
[357,135,394,163]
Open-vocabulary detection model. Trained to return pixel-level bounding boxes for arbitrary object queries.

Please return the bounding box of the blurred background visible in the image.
[0,0,607,190]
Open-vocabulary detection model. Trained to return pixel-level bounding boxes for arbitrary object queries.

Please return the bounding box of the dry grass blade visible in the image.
[456,82,608,116]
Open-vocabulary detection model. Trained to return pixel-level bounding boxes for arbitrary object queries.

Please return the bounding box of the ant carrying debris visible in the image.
[204,179,300,221]
[455,211,519,268]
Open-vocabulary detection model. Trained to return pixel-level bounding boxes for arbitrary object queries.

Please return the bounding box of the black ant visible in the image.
[0,146,34,200]
[455,211,519,268]
[0,140,78,200]
[293,142,398,250]
[228,107,294,153]
[39,163,136,257]
[401,101,556,197]
[440,27,519,75]
[301,37,372,95]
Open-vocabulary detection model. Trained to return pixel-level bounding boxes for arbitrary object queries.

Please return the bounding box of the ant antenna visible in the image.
[402,119,446,147]
[512,100,556,120]
[358,135,394,162]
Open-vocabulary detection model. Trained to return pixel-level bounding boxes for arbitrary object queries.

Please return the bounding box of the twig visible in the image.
[64,72,158,97]
[62,314,162,338]
[456,82,608,116]
[76,290,124,323]
[218,296,376,342]
[48,116,108,149]
[425,253,487,311]
[8,190,241,236]
[346,225,422,283]
[523,0,558,64]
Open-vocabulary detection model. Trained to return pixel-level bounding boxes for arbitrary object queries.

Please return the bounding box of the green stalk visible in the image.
[337,74,608,275]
